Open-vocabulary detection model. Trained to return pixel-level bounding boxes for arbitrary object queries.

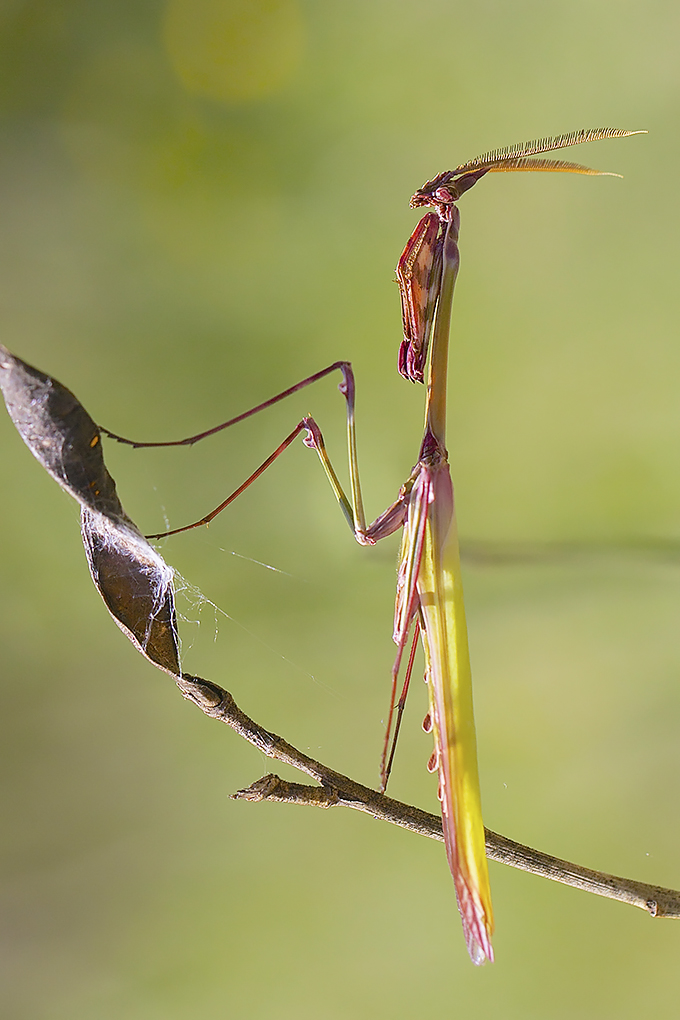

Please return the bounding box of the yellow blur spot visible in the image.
[163,0,305,104]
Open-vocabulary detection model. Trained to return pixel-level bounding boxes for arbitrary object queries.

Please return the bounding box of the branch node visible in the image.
[178,673,225,710]
[233,774,285,802]
[233,774,340,808]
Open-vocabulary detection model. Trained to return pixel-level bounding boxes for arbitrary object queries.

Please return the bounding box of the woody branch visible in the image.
[176,673,680,919]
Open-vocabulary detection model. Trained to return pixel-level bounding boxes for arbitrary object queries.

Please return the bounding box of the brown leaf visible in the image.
[0,345,180,676]
[80,507,180,676]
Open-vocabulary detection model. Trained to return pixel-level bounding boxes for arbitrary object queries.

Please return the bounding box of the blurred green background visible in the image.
[1,0,679,1016]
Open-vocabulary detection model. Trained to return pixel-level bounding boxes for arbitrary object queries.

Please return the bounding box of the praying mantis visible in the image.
[101,126,643,964]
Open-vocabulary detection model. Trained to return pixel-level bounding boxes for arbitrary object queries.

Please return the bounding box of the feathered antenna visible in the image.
[454,128,646,173]
[410,128,647,205]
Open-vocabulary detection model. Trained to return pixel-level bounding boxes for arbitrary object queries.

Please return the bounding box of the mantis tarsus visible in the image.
[101,126,644,964]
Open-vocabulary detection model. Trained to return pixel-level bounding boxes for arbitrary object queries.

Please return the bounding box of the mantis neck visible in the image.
[424,209,461,451]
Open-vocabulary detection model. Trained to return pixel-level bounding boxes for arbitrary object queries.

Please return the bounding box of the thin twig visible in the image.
[177,672,680,919]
